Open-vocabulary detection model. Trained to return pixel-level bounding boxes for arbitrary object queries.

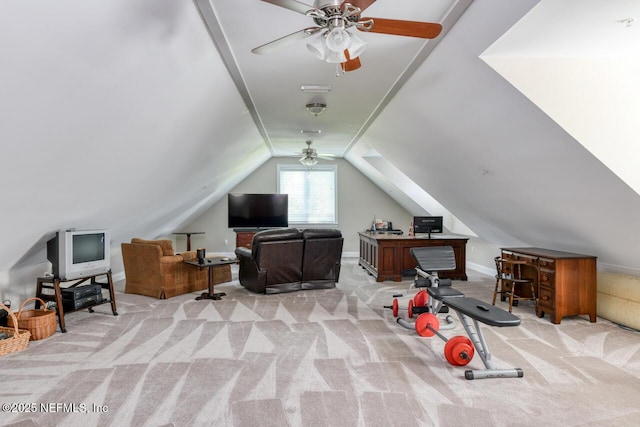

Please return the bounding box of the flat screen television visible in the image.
[228,193,288,229]
[47,229,111,280]
[413,216,443,238]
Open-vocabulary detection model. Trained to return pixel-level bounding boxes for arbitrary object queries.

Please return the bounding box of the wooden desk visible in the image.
[358,232,468,282]
[501,247,597,324]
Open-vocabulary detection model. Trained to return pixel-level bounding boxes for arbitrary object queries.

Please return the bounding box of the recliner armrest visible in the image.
[235,247,251,259]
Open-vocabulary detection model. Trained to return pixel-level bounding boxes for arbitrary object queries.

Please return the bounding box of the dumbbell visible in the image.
[405,312,475,366]
[384,290,430,318]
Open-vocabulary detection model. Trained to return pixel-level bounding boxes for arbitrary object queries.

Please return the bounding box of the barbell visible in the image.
[384,290,430,318]
[414,312,475,366]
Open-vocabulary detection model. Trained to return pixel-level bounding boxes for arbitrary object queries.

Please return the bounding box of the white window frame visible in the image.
[277,164,338,226]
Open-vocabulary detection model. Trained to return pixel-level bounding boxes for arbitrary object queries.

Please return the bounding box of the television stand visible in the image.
[35,271,118,333]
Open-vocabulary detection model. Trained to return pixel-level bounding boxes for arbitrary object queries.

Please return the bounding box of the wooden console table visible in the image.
[35,271,118,333]
[358,232,468,282]
[501,247,597,324]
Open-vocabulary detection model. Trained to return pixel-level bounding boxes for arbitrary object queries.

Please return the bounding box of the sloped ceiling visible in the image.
[480,0,640,195]
[1,0,640,279]
[0,0,270,271]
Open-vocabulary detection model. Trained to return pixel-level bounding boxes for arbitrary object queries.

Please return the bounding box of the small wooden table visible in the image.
[185,257,236,300]
[35,271,118,333]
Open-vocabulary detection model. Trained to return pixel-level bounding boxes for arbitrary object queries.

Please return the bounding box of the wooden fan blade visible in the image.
[252,27,322,54]
[261,0,315,15]
[346,0,377,12]
[341,57,361,72]
[360,18,442,39]
[341,49,361,72]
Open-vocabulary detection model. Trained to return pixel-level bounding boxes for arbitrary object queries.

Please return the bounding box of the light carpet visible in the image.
[2,259,640,427]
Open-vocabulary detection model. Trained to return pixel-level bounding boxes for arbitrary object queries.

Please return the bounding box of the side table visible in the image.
[185,257,236,300]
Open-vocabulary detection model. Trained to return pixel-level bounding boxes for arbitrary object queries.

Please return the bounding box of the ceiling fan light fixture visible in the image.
[306,102,327,116]
[325,27,350,53]
[306,34,327,60]
[325,49,347,63]
[347,32,367,59]
[299,156,318,166]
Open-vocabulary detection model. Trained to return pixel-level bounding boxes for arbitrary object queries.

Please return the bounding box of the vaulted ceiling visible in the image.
[1,0,640,278]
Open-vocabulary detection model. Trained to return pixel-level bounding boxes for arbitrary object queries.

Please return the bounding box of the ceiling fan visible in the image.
[252,0,443,72]
[297,140,335,166]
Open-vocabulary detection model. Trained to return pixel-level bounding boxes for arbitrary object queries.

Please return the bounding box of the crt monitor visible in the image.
[47,229,111,280]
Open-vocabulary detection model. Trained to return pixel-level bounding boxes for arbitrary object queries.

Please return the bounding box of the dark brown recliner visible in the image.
[235,228,305,294]
[235,228,343,294]
[301,229,343,288]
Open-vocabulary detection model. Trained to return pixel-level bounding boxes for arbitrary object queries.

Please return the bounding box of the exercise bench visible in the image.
[387,246,463,327]
[419,295,524,380]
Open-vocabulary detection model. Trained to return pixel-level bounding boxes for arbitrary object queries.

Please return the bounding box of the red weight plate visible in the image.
[444,336,465,366]
[392,298,399,317]
[452,341,474,366]
[415,313,439,337]
[408,299,414,318]
[413,290,428,307]
[444,336,475,366]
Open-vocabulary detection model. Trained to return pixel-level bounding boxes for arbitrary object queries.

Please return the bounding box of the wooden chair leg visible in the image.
[508,287,514,313]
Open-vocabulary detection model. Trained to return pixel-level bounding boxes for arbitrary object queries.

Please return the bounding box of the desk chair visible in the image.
[492,257,538,313]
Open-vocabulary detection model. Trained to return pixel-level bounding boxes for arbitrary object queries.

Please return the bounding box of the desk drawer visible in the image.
[538,286,554,309]
[539,269,555,287]
[538,257,555,269]
[509,253,537,264]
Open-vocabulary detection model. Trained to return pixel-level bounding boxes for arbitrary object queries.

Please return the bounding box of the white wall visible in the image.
[181,157,414,255]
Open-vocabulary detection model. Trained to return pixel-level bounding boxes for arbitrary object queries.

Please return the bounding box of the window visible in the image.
[277,164,337,225]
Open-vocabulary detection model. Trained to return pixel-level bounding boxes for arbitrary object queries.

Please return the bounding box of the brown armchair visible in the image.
[122,238,229,299]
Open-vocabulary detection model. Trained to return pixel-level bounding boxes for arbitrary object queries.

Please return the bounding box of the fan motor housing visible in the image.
[312,2,362,27]
[313,0,343,9]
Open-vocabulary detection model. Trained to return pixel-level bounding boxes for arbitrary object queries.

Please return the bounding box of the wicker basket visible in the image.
[0,302,31,356]
[8,297,56,341]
